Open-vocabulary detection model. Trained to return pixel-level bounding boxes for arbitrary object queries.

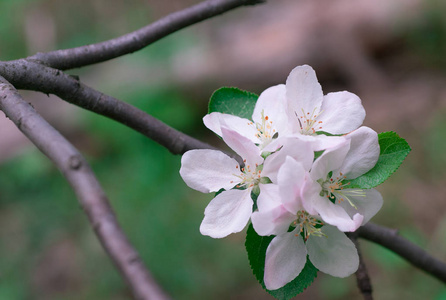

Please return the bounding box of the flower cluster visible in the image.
[179,65,383,290]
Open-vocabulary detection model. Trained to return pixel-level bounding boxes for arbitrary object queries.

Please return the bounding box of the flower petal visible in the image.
[278,156,308,214]
[203,112,259,144]
[180,149,240,193]
[256,183,281,211]
[261,136,286,153]
[319,91,365,134]
[338,188,383,225]
[252,184,296,236]
[200,189,253,238]
[296,134,347,152]
[264,230,307,290]
[335,126,380,179]
[286,65,324,121]
[306,225,359,277]
[308,194,363,232]
[221,127,263,167]
[263,137,314,182]
[310,139,351,182]
[251,204,296,236]
[301,179,322,215]
[253,84,291,136]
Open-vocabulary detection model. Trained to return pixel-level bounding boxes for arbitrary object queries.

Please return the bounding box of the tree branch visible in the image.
[0,77,170,300]
[358,222,446,283]
[2,59,446,289]
[0,59,215,155]
[0,59,446,282]
[28,0,265,70]
[347,233,373,300]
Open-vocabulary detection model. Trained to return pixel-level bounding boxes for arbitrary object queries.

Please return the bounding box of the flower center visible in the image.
[320,172,365,208]
[292,210,326,241]
[296,107,323,135]
[249,110,276,149]
[231,161,262,189]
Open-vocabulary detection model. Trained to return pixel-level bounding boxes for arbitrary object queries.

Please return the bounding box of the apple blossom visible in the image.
[180,126,298,239]
[204,85,292,151]
[251,156,359,290]
[304,126,383,232]
[286,65,366,136]
[179,63,394,296]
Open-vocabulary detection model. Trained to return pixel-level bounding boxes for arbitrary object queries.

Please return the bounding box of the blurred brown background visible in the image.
[0,0,445,299]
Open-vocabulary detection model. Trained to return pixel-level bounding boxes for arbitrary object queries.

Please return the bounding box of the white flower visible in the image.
[303,126,384,232]
[251,157,359,290]
[261,135,345,184]
[204,64,366,153]
[203,85,292,151]
[286,65,365,136]
[180,127,278,238]
[264,225,358,290]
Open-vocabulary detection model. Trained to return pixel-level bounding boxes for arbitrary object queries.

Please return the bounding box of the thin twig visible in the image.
[0,59,215,155]
[358,222,446,283]
[347,232,373,300]
[0,77,170,300]
[28,0,265,70]
[2,59,446,285]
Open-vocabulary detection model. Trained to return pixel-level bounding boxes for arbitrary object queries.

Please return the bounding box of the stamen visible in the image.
[232,161,263,190]
[296,107,323,135]
[254,110,276,149]
[291,210,326,241]
[321,172,365,209]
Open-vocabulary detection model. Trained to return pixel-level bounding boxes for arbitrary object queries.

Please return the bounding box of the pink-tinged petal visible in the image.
[319,91,365,134]
[264,230,307,290]
[180,149,240,193]
[203,112,259,144]
[253,184,295,236]
[301,179,323,216]
[338,188,383,225]
[251,204,296,236]
[261,136,286,153]
[262,150,289,184]
[306,225,359,277]
[335,127,380,179]
[263,134,345,156]
[296,134,347,152]
[221,127,263,167]
[257,184,281,211]
[253,84,291,136]
[309,195,363,232]
[263,138,314,182]
[200,189,253,238]
[310,139,351,182]
[278,156,307,214]
[286,65,323,119]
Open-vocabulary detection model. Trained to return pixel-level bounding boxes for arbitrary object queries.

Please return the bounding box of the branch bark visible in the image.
[2,58,446,285]
[28,0,264,70]
[1,0,445,291]
[358,222,446,283]
[0,59,215,155]
[0,77,170,300]
[348,233,373,300]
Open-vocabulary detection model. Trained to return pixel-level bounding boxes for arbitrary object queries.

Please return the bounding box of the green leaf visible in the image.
[346,131,411,189]
[245,224,318,300]
[314,150,324,161]
[208,87,258,119]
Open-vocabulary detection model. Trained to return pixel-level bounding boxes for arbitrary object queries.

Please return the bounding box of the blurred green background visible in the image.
[0,0,446,299]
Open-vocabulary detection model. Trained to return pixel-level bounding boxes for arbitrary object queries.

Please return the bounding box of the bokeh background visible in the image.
[0,0,446,299]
